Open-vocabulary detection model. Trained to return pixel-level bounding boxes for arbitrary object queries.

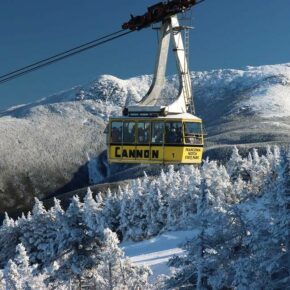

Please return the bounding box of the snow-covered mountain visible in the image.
[195,63,290,159]
[1,63,290,213]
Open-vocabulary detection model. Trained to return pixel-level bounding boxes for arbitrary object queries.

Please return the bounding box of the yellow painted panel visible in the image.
[150,146,163,161]
[164,147,184,162]
[182,147,203,164]
[109,145,203,164]
[110,145,135,160]
[133,146,150,160]
[109,145,164,162]
[109,145,122,160]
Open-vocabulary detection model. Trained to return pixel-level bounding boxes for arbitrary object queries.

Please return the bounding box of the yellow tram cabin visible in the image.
[107,113,204,164]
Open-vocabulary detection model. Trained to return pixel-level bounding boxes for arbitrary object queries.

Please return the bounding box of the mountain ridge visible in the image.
[1,62,290,212]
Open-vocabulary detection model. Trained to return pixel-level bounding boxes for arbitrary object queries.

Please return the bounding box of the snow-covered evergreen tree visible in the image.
[143,185,165,237]
[19,198,63,266]
[102,188,121,233]
[0,213,19,269]
[48,192,104,285]
[126,179,148,241]
[3,259,22,290]
[227,146,247,182]
[2,244,46,290]
[179,165,201,222]
[118,184,134,240]
[92,229,152,290]
[83,187,105,235]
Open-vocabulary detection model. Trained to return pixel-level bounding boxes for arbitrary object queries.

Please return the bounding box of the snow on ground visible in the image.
[122,230,198,281]
[194,63,290,118]
[242,83,290,118]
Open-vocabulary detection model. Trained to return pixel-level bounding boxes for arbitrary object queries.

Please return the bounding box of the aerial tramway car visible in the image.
[107,0,204,164]
[108,113,203,164]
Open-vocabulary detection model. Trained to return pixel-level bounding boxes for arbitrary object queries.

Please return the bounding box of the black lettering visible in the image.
[122,150,128,158]
[136,150,143,158]
[115,147,121,158]
[129,150,136,158]
[144,150,150,158]
[152,150,159,159]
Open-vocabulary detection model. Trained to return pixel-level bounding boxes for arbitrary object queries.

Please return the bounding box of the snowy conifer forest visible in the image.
[0,146,289,289]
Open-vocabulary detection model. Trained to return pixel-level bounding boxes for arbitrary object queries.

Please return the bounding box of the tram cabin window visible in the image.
[111,122,123,143]
[138,122,150,144]
[184,122,203,145]
[123,122,136,143]
[151,122,164,144]
[165,122,183,144]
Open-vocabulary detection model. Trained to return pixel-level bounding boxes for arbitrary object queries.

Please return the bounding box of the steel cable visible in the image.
[0,29,133,84]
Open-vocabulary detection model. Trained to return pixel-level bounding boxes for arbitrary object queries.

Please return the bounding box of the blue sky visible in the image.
[0,0,290,110]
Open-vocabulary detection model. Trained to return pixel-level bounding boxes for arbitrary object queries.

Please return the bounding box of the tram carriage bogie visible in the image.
[108,115,204,164]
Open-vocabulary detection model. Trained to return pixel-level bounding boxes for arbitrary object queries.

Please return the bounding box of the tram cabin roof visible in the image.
[110,113,202,122]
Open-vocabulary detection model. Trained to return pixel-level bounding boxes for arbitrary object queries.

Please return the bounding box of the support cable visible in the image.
[0,29,133,85]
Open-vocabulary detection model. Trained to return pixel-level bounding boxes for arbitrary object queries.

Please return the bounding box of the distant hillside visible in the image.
[1,63,290,213]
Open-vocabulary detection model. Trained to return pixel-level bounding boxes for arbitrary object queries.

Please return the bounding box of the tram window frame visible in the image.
[151,122,164,144]
[184,122,203,145]
[165,122,183,144]
[111,121,123,143]
[123,122,136,144]
[137,122,150,144]
[184,122,202,135]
